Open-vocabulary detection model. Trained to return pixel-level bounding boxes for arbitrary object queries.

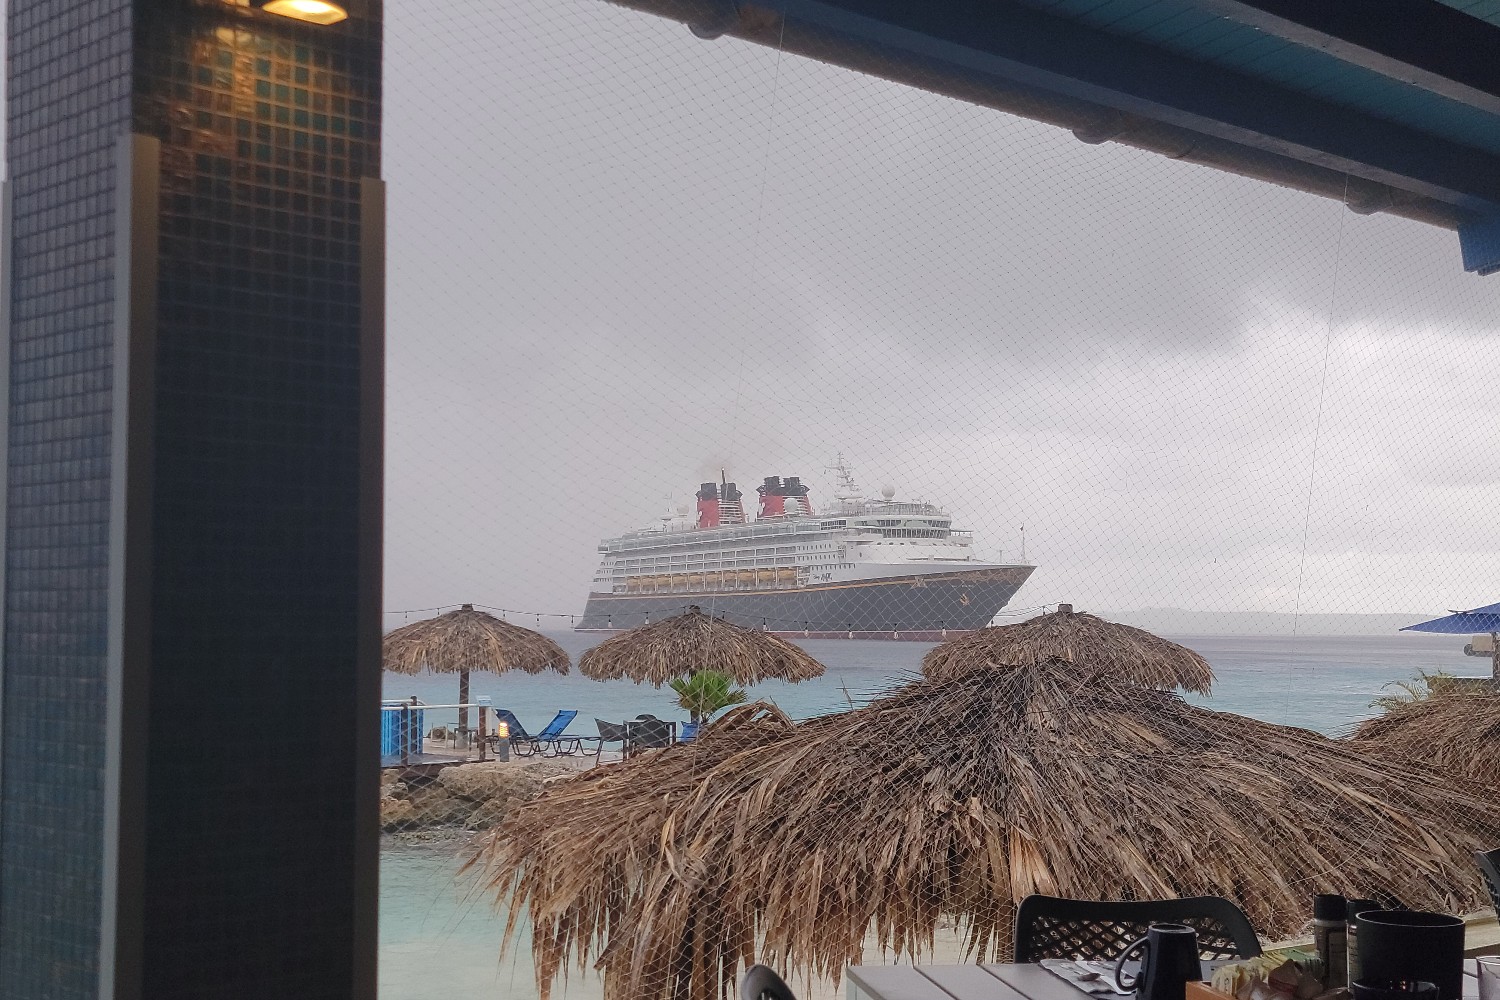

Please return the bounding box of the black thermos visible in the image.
[1345,897,1378,985]
[1353,910,1465,1000]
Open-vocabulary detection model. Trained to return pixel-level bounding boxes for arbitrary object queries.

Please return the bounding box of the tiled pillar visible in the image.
[1,2,383,997]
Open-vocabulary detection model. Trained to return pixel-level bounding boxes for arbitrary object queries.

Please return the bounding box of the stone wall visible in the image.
[381,758,584,833]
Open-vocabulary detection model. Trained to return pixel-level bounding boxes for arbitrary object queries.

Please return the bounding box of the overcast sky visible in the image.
[375,0,1500,624]
[9,1,1496,624]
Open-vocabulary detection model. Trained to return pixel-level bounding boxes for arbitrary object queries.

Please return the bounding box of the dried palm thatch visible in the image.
[922,604,1214,693]
[1351,690,1500,786]
[384,604,569,727]
[577,606,825,685]
[476,666,1500,1000]
[384,604,570,676]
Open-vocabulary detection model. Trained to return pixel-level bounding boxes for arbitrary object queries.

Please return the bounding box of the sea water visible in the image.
[379,631,1482,999]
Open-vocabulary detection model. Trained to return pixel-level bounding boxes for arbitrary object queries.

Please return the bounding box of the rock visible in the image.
[381,798,415,831]
[437,759,578,803]
[465,798,508,831]
[436,762,530,802]
[405,793,468,828]
[377,760,585,834]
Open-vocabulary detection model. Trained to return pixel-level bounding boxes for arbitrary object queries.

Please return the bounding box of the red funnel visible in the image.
[757,477,785,519]
[695,483,721,529]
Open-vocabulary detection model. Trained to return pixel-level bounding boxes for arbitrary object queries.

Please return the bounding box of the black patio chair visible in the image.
[740,965,798,1000]
[583,719,628,763]
[1476,849,1500,912]
[1013,894,1262,963]
[624,715,675,758]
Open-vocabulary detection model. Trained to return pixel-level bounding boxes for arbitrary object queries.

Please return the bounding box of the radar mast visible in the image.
[825,452,863,503]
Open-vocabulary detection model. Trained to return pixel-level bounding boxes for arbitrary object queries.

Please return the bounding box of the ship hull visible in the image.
[576,565,1034,639]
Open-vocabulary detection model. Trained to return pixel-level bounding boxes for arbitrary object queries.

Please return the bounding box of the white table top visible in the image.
[846,963,1107,1000]
[845,963,1484,1000]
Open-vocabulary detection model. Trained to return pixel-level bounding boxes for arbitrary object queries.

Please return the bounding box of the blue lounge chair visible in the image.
[488,709,537,756]
[529,710,582,756]
[678,721,701,742]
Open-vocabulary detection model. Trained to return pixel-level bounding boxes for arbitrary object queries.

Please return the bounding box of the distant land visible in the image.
[1100,608,1437,637]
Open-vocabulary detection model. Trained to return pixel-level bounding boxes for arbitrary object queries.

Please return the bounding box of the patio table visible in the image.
[846,962,1486,1000]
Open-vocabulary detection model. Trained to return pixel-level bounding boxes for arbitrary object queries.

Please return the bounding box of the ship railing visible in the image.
[604,519,830,550]
[613,569,822,594]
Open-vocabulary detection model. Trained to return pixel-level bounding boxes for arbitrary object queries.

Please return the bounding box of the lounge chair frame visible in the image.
[527,710,582,756]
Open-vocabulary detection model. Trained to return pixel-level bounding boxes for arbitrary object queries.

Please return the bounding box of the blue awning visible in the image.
[1401,602,1500,634]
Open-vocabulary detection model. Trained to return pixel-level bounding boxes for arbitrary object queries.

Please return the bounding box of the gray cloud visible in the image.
[374,0,1500,620]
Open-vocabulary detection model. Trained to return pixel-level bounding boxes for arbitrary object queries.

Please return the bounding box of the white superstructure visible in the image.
[589,458,1002,597]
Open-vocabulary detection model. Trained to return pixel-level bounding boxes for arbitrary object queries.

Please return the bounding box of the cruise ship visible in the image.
[575,460,1035,639]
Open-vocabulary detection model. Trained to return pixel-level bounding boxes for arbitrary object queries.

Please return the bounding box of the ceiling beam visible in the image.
[771,0,1500,215]
[1195,0,1500,117]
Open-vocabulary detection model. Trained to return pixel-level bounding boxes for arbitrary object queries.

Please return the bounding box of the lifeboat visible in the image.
[688,573,705,589]
[625,578,643,593]
[736,570,755,584]
[776,568,796,582]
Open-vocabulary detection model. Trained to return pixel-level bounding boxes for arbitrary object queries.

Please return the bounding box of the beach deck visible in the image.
[380,735,615,777]
[379,744,479,778]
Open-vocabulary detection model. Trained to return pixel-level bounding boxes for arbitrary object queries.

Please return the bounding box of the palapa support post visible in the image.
[456,604,474,740]
[1491,630,1498,683]
[478,705,488,762]
[458,669,470,740]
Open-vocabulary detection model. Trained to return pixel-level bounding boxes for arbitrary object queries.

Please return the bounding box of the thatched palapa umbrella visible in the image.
[479,611,1500,1000]
[577,605,824,685]
[384,604,569,731]
[922,603,1214,692]
[1352,692,1500,787]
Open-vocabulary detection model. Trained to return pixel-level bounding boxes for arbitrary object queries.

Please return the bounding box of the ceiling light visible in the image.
[256,0,348,24]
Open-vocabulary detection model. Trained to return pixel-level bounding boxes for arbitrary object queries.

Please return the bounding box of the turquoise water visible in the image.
[380,841,547,999]
[379,631,1481,999]
[382,630,1476,737]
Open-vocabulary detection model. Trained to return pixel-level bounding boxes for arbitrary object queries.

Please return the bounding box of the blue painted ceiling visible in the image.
[1436,0,1500,28]
[1016,0,1500,156]
[621,0,1500,269]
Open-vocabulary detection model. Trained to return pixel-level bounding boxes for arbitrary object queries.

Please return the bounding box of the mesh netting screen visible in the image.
[375,3,1500,999]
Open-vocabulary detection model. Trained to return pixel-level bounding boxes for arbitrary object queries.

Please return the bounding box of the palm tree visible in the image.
[1370,668,1457,712]
[668,669,747,723]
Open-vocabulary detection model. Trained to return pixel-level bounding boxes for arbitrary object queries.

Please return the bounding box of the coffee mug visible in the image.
[1114,923,1202,1000]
